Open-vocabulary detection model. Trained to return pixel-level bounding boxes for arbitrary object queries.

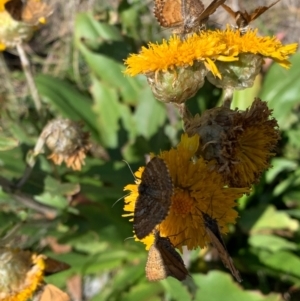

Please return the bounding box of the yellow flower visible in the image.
[219,27,298,69]
[0,248,45,301]
[185,98,280,188]
[0,0,52,50]
[124,31,238,79]
[123,134,249,250]
[124,28,297,79]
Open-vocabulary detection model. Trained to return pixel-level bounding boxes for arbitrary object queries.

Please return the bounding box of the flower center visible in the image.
[172,188,194,216]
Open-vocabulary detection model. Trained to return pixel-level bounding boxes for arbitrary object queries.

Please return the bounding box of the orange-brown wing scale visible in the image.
[21,0,53,25]
[38,284,70,301]
[154,0,183,28]
[146,231,189,281]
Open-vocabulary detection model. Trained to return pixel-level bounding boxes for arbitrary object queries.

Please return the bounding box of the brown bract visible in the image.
[134,157,173,239]
[154,0,226,35]
[146,230,189,281]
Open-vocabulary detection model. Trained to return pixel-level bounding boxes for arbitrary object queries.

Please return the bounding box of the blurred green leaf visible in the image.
[0,134,19,151]
[90,77,121,148]
[260,53,300,130]
[35,74,102,142]
[258,250,300,279]
[240,205,299,233]
[162,277,192,301]
[134,88,167,138]
[265,158,298,184]
[193,271,283,301]
[249,234,297,252]
[74,13,141,104]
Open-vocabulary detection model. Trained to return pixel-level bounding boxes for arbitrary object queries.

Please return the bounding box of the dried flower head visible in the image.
[34,119,91,171]
[185,98,280,187]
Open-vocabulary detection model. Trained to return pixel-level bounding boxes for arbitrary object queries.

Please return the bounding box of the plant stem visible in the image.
[16,43,42,112]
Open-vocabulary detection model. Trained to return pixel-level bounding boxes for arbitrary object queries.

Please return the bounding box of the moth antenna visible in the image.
[124,236,135,242]
[123,160,137,181]
[111,192,130,208]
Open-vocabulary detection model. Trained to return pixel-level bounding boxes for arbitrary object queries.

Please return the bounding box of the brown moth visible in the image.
[133,157,173,239]
[222,0,280,33]
[146,230,189,281]
[201,210,242,282]
[44,256,70,276]
[154,0,226,34]
[5,0,53,25]
[34,284,70,301]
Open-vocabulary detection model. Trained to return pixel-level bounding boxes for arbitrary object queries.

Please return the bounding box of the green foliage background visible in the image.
[1,1,300,300]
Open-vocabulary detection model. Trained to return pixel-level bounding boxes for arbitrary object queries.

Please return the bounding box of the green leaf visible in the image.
[259,250,300,279]
[162,277,193,301]
[260,53,300,130]
[249,234,297,252]
[122,282,162,301]
[193,271,283,301]
[133,88,167,138]
[265,158,297,183]
[74,13,141,104]
[0,134,19,151]
[44,176,80,197]
[35,192,68,210]
[90,77,121,148]
[240,205,299,233]
[35,74,102,142]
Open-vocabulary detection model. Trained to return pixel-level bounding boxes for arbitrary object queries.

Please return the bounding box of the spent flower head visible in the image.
[184,98,280,188]
[34,119,91,171]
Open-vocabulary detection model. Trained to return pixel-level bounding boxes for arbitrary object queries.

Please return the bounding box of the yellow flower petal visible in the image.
[123,134,249,250]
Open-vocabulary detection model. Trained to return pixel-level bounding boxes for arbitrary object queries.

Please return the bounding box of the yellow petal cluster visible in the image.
[123,134,249,250]
[124,28,297,78]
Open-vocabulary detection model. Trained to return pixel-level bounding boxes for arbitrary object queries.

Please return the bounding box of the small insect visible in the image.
[35,284,70,301]
[133,157,173,239]
[222,0,281,33]
[44,256,70,276]
[145,230,189,281]
[154,0,226,35]
[201,210,242,282]
[5,0,53,25]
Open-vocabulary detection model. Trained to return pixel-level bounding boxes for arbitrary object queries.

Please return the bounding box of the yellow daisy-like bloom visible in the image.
[123,134,249,250]
[124,31,239,79]
[219,28,298,69]
[124,28,297,78]
[0,248,45,301]
[185,98,280,188]
[0,0,52,50]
